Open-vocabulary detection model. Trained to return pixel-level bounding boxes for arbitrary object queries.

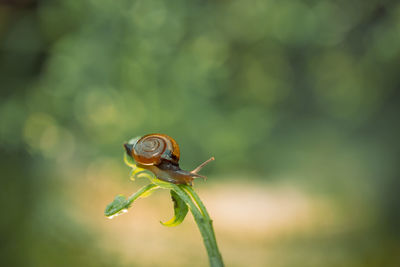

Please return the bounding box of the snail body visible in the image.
[124,134,214,185]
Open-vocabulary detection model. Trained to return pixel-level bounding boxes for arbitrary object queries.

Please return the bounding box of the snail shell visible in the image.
[124,133,213,185]
[133,134,180,165]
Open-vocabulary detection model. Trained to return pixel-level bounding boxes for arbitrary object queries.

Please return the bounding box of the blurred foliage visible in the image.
[1,0,400,266]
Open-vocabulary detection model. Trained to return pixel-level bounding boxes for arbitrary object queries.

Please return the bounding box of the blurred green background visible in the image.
[1,0,400,266]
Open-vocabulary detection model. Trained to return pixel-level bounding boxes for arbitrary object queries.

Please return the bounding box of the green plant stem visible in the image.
[181,185,219,250]
[171,184,224,267]
[127,184,158,206]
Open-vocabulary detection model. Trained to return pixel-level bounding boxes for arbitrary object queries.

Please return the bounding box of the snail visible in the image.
[123,133,214,185]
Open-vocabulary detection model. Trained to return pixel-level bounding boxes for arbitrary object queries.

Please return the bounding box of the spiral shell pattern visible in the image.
[133,134,180,165]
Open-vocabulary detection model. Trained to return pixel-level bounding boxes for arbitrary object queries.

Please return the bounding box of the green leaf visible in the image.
[161,190,189,227]
[104,184,159,219]
[129,168,155,182]
[104,195,130,218]
[124,153,137,168]
[124,153,158,182]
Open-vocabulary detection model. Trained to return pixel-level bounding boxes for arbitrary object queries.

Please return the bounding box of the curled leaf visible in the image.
[124,153,137,168]
[129,167,155,181]
[161,190,189,227]
[124,153,157,182]
[124,154,177,188]
[104,195,129,218]
[104,184,159,218]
